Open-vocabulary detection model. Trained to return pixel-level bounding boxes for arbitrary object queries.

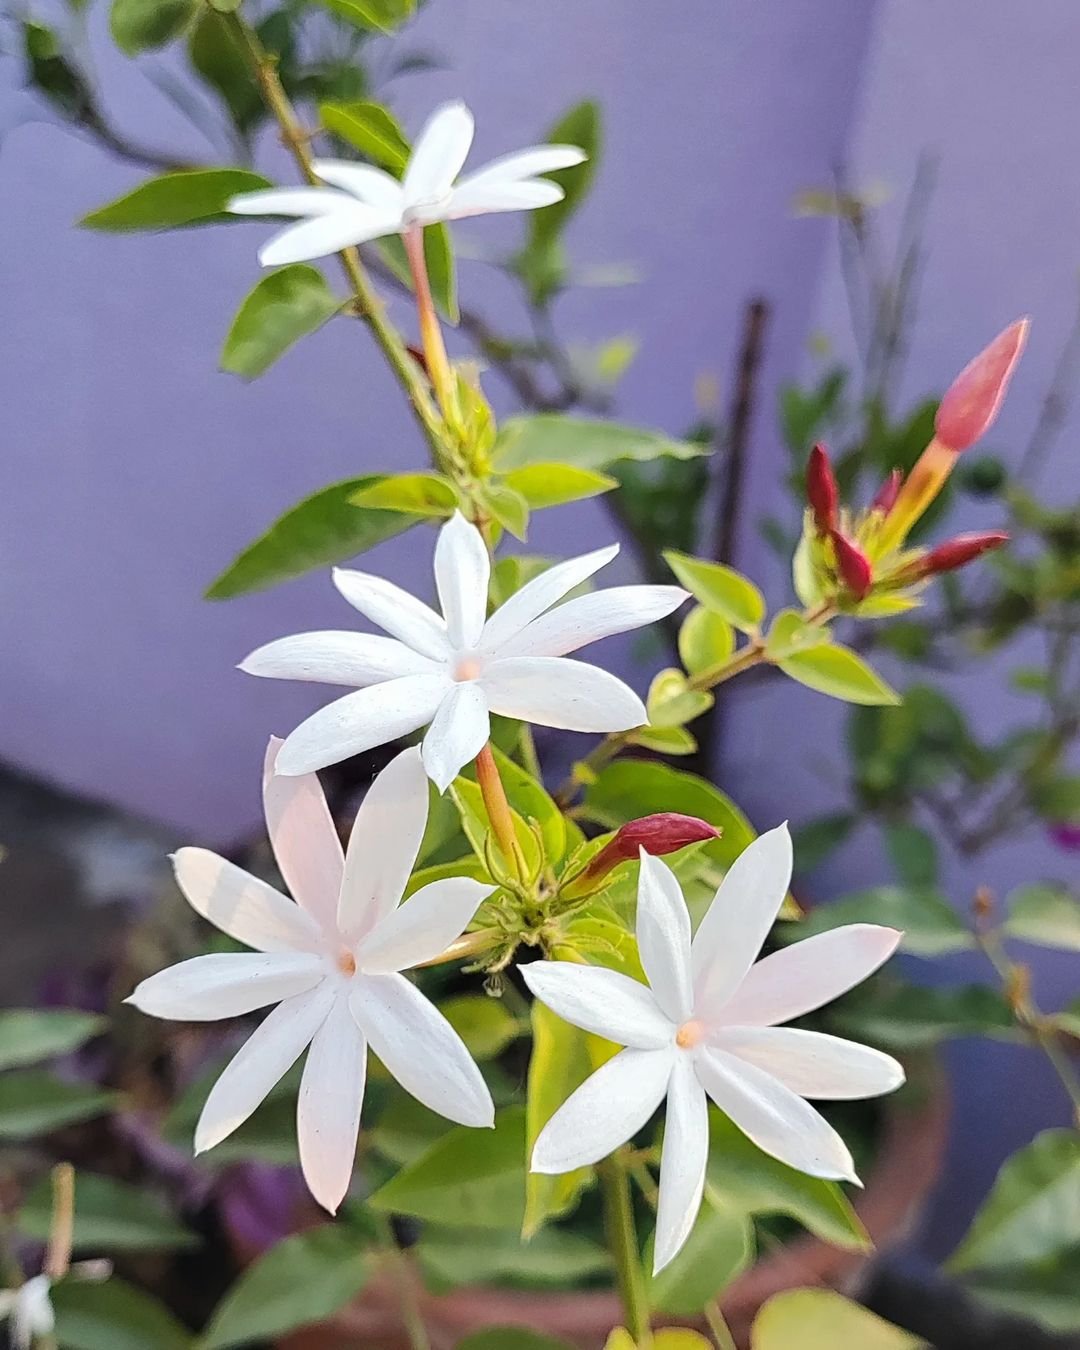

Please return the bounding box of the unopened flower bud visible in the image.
[830,530,873,599]
[576,813,720,888]
[936,318,1029,453]
[907,530,1009,580]
[870,469,902,515]
[806,444,839,533]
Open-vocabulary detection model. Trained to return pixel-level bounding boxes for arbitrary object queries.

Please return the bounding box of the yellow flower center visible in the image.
[337,950,357,977]
[453,653,483,682]
[675,1019,705,1049]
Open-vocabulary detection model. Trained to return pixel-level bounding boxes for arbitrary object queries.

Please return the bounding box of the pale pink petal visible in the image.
[240,632,438,686]
[636,853,694,1024]
[228,187,356,217]
[445,179,564,218]
[654,1055,709,1273]
[421,682,490,792]
[531,1048,673,1173]
[480,657,646,732]
[480,544,619,653]
[274,674,448,777]
[356,877,494,973]
[195,983,335,1153]
[297,994,368,1213]
[453,145,586,191]
[126,952,323,1022]
[172,846,322,953]
[712,1027,904,1100]
[262,736,343,934]
[695,1045,858,1182]
[258,208,398,267]
[496,586,689,659]
[311,160,404,212]
[332,567,450,661]
[691,825,793,1017]
[339,746,430,940]
[520,961,673,1050]
[349,973,493,1127]
[434,512,490,649]
[716,925,902,1027]
[403,100,475,206]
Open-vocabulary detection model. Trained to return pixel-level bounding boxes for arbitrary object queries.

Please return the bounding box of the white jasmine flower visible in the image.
[229,100,587,267]
[241,512,689,792]
[520,826,904,1273]
[0,1265,110,1350]
[127,743,495,1213]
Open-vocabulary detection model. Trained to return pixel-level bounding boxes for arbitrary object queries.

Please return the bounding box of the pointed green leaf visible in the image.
[1005,884,1080,952]
[221,265,342,379]
[417,1224,608,1293]
[318,0,415,33]
[81,169,270,231]
[110,0,196,54]
[501,463,617,510]
[764,607,831,660]
[527,99,600,250]
[320,99,410,171]
[884,823,938,887]
[779,642,901,706]
[349,472,459,517]
[493,416,704,473]
[663,551,766,633]
[796,886,973,957]
[480,484,530,541]
[188,8,262,131]
[647,1204,753,1314]
[832,982,1014,1049]
[0,1073,114,1138]
[53,1277,193,1350]
[0,1009,105,1071]
[19,1173,195,1252]
[646,668,713,728]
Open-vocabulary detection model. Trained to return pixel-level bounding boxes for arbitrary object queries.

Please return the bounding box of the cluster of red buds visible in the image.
[799,319,1027,611]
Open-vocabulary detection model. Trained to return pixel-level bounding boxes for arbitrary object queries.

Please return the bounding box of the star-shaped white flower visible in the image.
[241,512,689,791]
[520,826,904,1273]
[0,1276,54,1350]
[127,742,495,1213]
[228,100,587,268]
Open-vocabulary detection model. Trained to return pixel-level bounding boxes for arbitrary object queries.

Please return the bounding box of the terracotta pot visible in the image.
[273,1085,948,1350]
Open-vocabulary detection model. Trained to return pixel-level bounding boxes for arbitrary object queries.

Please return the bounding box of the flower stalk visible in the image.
[403,224,460,429]
[599,1153,652,1345]
[475,744,526,880]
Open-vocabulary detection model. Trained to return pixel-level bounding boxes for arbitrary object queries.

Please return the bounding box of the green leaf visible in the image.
[832,983,1014,1049]
[438,995,522,1061]
[884,823,938,887]
[949,1130,1080,1274]
[109,0,196,54]
[318,0,415,33]
[627,724,697,756]
[1005,884,1080,952]
[378,223,458,323]
[790,813,856,871]
[764,608,832,661]
[0,1072,113,1139]
[188,8,261,131]
[646,668,713,728]
[524,1002,594,1238]
[205,475,420,599]
[678,605,734,676]
[221,266,341,379]
[19,1173,195,1252]
[350,472,459,517]
[647,1205,753,1315]
[501,463,617,510]
[479,484,529,541]
[450,775,541,876]
[0,1009,105,1070]
[962,1250,1080,1333]
[455,1332,575,1350]
[368,1107,526,1230]
[320,100,410,171]
[164,1059,299,1165]
[52,1277,193,1350]
[201,1226,370,1349]
[492,416,704,473]
[707,1111,869,1252]
[778,642,901,706]
[417,1224,608,1293]
[527,100,600,251]
[663,551,765,633]
[368,1093,451,1167]
[1032,775,1080,824]
[751,1289,925,1349]
[81,169,270,231]
[796,886,973,957]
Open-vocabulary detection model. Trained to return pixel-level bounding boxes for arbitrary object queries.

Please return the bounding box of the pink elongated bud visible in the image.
[806,443,839,533]
[909,530,1009,580]
[935,318,1030,453]
[578,813,720,886]
[830,530,873,599]
[871,468,902,515]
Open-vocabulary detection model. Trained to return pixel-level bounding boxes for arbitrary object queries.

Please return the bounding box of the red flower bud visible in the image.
[830,530,873,599]
[806,443,839,533]
[915,530,1009,578]
[935,318,1029,453]
[578,813,720,886]
[870,468,902,515]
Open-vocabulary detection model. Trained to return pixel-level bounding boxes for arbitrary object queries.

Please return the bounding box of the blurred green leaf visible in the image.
[368,1092,450,1166]
[527,99,600,252]
[417,1224,608,1293]
[663,552,765,633]
[752,1289,924,1349]
[221,265,342,379]
[797,886,973,956]
[350,473,459,517]
[319,0,415,32]
[53,1277,192,1350]
[790,813,856,872]
[0,1009,105,1071]
[646,668,713,728]
[320,100,410,171]
[81,169,270,231]
[1033,776,1080,824]
[501,463,617,510]
[493,416,704,473]
[883,823,938,887]
[188,9,261,131]
[110,0,197,54]
[19,1173,195,1252]
[764,608,831,661]
[779,642,901,707]
[831,982,1013,1049]
[0,1073,113,1139]
[647,1205,753,1315]
[455,1332,575,1350]
[438,995,522,1061]
[205,475,420,599]
[22,22,93,120]
[1005,885,1080,952]
[524,1002,595,1238]
[678,605,734,676]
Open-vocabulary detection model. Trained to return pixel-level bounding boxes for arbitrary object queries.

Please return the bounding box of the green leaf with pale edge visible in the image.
[52,1277,192,1350]
[752,1289,925,1349]
[19,1173,195,1251]
[779,642,901,706]
[963,1251,1080,1333]
[707,1111,869,1251]
[765,607,831,660]
[378,224,458,323]
[0,1009,105,1070]
[501,463,617,510]
[949,1130,1080,1274]
[221,266,342,379]
[884,822,938,887]
[350,472,459,517]
[528,100,600,250]
[796,886,973,956]
[437,995,522,1061]
[205,475,420,599]
[416,1224,608,1293]
[492,415,704,473]
[646,668,712,728]
[1005,885,1080,952]
[524,1002,595,1237]
[318,0,415,33]
[647,1205,753,1314]
[320,100,409,171]
[81,169,270,231]
[832,983,1014,1049]
[201,1226,369,1349]
[480,484,529,540]
[110,0,196,54]
[663,551,765,633]
[678,605,734,675]
[368,1107,526,1230]
[456,1332,575,1350]
[0,1072,114,1138]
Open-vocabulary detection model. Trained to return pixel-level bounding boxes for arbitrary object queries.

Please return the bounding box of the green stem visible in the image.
[375,1218,430,1350]
[704,1300,738,1350]
[600,1154,651,1345]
